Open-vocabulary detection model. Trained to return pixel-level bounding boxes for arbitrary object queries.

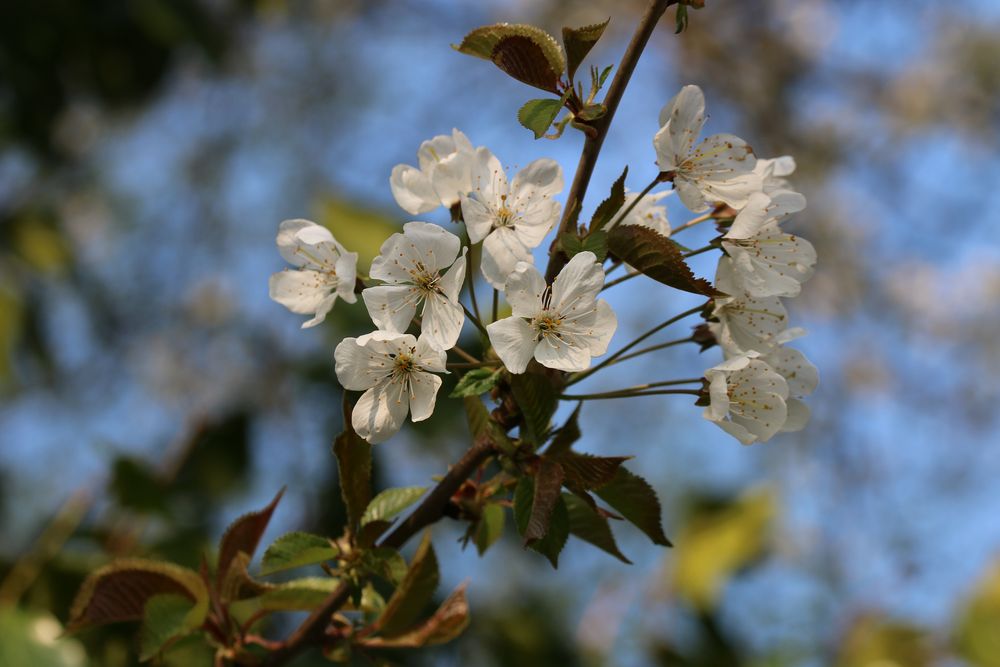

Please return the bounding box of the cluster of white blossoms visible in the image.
[268,84,817,447]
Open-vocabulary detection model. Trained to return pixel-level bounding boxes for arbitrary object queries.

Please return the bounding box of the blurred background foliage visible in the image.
[1,0,1000,665]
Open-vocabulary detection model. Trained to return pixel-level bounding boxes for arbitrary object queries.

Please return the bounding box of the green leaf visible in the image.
[361,486,427,527]
[334,394,372,534]
[139,594,201,661]
[598,64,614,87]
[595,468,672,547]
[359,584,470,649]
[510,366,560,447]
[561,230,608,262]
[464,395,515,455]
[216,488,284,587]
[360,548,409,586]
[545,403,581,455]
[228,578,341,618]
[517,98,565,139]
[454,24,567,93]
[68,559,208,633]
[260,532,337,576]
[675,4,689,34]
[525,459,565,545]
[607,224,721,296]
[548,451,630,490]
[563,493,631,564]
[474,503,506,556]
[562,18,610,81]
[450,367,503,398]
[590,166,628,233]
[955,560,1000,667]
[111,457,167,514]
[375,532,440,637]
[514,478,570,568]
[576,103,607,122]
[0,609,86,667]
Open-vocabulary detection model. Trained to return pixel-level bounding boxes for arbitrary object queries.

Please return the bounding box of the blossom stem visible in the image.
[461,304,490,338]
[448,345,481,365]
[560,388,701,401]
[607,176,660,229]
[671,211,714,234]
[608,336,694,364]
[447,361,497,370]
[562,378,701,400]
[683,245,715,259]
[568,303,705,385]
[491,289,499,323]
[466,250,482,321]
[545,0,676,283]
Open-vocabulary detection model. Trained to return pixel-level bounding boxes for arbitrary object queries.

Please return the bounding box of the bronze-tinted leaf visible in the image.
[608,224,721,296]
[590,166,628,233]
[525,458,565,545]
[216,488,284,586]
[562,18,610,81]
[374,532,440,638]
[549,451,630,490]
[359,583,470,648]
[563,493,631,564]
[595,468,672,547]
[334,393,372,534]
[454,24,566,93]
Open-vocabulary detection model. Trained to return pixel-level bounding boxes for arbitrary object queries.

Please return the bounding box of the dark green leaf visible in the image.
[464,395,516,455]
[595,468,672,547]
[228,578,341,618]
[359,584,469,648]
[576,103,607,122]
[598,64,614,87]
[517,98,564,139]
[216,488,284,586]
[362,486,427,527]
[454,24,566,93]
[525,459,565,545]
[68,559,208,633]
[514,478,570,568]
[111,457,166,514]
[548,451,629,490]
[356,519,392,549]
[450,367,502,398]
[360,548,409,586]
[590,166,628,233]
[375,533,440,637]
[260,532,337,576]
[563,493,631,564]
[560,230,609,262]
[474,503,506,556]
[139,594,200,661]
[675,4,689,34]
[607,224,721,297]
[334,394,372,534]
[510,367,559,447]
[545,404,582,455]
[562,18,610,81]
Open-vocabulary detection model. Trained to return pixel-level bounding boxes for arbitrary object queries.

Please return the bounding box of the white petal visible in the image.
[534,333,591,372]
[408,372,443,422]
[503,261,545,317]
[421,292,464,350]
[334,337,387,391]
[715,418,759,445]
[362,285,421,333]
[468,147,507,206]
[655,85,706,166]
[334,251,359,304]
[704,370,731,421]
[762,346,818,398]
[726,192,774,240]
[417,132,460,171]
[269,269,336,316]
[673,176,710,213]
[414,336,448,373]
[550,251,604,313]
[511,198,561,249]
[400,221,461,273]
[511,158,564,201]
[481,227,532,290]
[429,149,475,208]
[461,194,496,244]
[780,398,810,432]
[353,382,410,444]
[583,299,617,356]
[437,247,467,302]
[487,317,537,374]
[390,164,439,215]
[276,219,338,269]
[619,190,671,236]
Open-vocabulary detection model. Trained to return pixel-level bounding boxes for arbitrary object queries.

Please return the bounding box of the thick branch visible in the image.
[261,438,496,666]
[545,0,675,283]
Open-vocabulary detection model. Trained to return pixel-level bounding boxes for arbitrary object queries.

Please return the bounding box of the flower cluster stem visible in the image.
[560,388,701,401]
[607,176,661,229]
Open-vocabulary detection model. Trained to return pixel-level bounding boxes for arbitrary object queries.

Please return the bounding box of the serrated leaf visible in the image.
[563,493,631,564]
[594,468,672,547]
[607,224,721,296]
[517,98,564,139]
[598,64,614,87]
[561,230,608,262]
[576,103,607,122]
[450,367,503,398]
[562,18,610,81]
[260,532,338,576]
[361,486,427,527]
[474,503,506,556]
[360,583,470,649]
[590,166,628,233]
[375,533,440,638]
[139,594,201,661]
[514,478,570,568]
[549,451,629,490]
[334,394,372,534]
[455,23,566,93]
[228,578,341,618]
[525,459,565,545]
[464,395,515,455]
[216,489,284,587]
[510,367,559,447]
[68,559,208,633]
[360,548,409,586]
[545,404,581,455]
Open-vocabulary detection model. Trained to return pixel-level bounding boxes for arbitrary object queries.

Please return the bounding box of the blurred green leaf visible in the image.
[374,532,440,638]
[450,367,502,398]
[510,367,559,447]
[475,503,506,556]
[110,457,166,514]
[334,394,372,535]
[562,19,609,82]
[360,583,470,649]
[836,616,932,667]
[0,609,86,667]
[138,594,199,661]
[361,486,427,527]
[360,547,408,586]
[216,488,283,588]
[954,560,1000,667]
[260,532,337,576]
[518,98,564,139]
[228,577,341,617]
[563,492,630,564]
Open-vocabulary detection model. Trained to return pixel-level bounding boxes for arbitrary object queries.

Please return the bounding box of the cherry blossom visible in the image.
[710,256,790,355]
[390,129,478,215]
[703,352,789,445]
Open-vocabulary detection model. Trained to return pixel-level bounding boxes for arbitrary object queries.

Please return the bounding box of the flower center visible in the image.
[409,261,440,292]
[391,352,417,379]
[496,194,516,228]
[532,311,563,339]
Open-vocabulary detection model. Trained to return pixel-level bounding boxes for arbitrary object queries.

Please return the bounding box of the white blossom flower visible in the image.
[487,251,616,373]
[761,345,818,432]
[711,256,789,355]
[390,129,478,215]
[614,189,672,236]
[754,155,797,194]
[269,219,358,328]
[704,352,789,445]
[460,148,563,290]
[334,331,447,444]
[722,192,816,298]
[654,84,760,213]
[362,221,466,351]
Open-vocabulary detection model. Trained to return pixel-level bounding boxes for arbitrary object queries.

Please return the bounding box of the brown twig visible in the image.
[545,0,676,283]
